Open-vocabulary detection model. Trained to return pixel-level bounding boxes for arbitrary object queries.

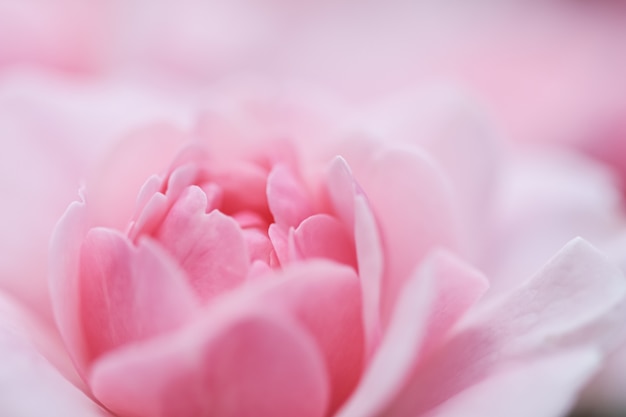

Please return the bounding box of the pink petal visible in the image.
[79,229,199,363]
[0,289,106,416]
[426,350,600,417]
[267,163,314,228]
[337,249,487,417]
[256,261,364,414]
[326,156,359,228]
[242,228,273,264]
[207,160,270,218]
[294,214,357,268]
[346,146,462,324]
[90,306,329,417]
[386,238,626,416]
[0,324,108,417]
[326,157,385,352]
[155,186,249,302]
[268,223,299,266]
[354,195,385,354]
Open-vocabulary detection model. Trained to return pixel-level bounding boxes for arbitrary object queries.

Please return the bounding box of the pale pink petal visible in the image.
[356,90,498,241]
[0,288,105,415]
[425,350,600,417]
[79,228,199,363]
[267,163,314,227]
[87,123,189,230]
[294,214,356,267]
[326,157,384,353]
[90,306,329,417]
[345,145,462,323]
[354,195,385,354]
[326,156,359,227]
[338,250,487,417]
[155,186,249,302]
[0,323,107,417]
[49,198,91,375]
[386,238,626,416]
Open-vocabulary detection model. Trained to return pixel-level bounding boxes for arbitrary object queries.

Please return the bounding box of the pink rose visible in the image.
[25,85,622,417]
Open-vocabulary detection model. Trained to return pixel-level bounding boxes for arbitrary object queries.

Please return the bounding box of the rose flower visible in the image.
[38,89,626,417]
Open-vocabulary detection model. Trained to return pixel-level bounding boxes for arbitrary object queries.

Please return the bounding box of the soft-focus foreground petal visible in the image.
[385,238,626,416]
[90,261,361,417]
[427,350,600,417]
[338,250,488,417]
[91,308,328,417]
[0,291,106,416]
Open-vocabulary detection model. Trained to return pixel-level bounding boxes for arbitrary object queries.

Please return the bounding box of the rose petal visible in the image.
[354,195,385,354]
[426,350,601,417]
[326,157,384,352]
[90,306,329,417]
[79,228,199,363]
[294,214,357,268]
[256,261,364,414]
[208,160,270,217]
[0,319,107,417]
[88,123,189,230]
[337,249,487,417]
[49,197,91,374]
[0,287,105,415]
[345,145,462,323]
[267,163,314,228]
[155,186,249,302]
[386,238,626,416]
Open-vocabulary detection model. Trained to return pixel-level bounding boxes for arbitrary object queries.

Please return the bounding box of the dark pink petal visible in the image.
[294,214,357,268]
[426,350,600,417]
[155,186,249,302]
[208,160,270,217]
[90,307,329,417]
[386,238,626,416]
[79,229,199,362]
[337,250,487,417]
[267,163,314,227]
